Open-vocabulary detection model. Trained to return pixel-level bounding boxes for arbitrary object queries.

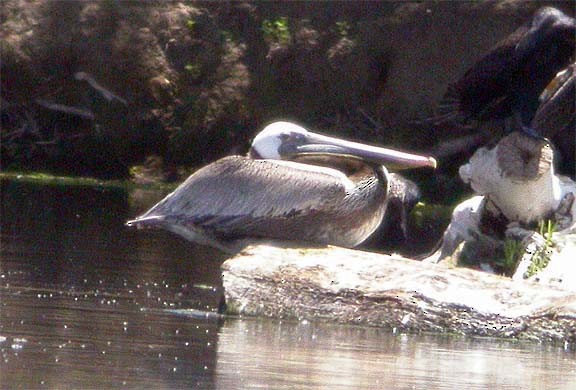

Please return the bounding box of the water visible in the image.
[1,178,575,389]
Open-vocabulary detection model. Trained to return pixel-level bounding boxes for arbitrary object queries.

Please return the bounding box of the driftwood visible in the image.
[458,132,573,225]
[221,133,576,341]
[222,244,576,342]
[431,132,576,289]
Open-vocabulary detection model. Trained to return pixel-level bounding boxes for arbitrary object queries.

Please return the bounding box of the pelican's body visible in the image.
[127,122,436,253]
[436,7,575,134]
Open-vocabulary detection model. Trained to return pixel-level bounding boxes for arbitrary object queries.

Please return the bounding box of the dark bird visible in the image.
[436,7,575,137]
[127,122,436,253]
[363,173,422,250]
[532,62,575,177]
[386,174,421,242]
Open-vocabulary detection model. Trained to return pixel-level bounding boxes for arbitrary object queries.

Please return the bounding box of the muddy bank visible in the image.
[1,1,572,180]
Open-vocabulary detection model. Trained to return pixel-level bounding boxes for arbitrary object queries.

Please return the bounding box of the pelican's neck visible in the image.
[248,149,263,160]
[340,164,390,247]
[348,164,390,204]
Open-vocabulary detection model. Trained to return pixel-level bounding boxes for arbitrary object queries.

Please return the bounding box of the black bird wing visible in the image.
[437,7,575,126]
[437,26,528,123]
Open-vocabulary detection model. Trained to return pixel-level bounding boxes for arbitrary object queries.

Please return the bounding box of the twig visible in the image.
[74,71,128,105]
[35,99,95,119]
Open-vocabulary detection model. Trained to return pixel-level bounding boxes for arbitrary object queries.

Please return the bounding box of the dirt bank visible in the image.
[1,1,571,180]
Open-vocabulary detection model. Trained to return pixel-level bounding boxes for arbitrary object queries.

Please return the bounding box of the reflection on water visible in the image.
[1,178,575,389]
[216,319,576,389]
[1,179,226,388]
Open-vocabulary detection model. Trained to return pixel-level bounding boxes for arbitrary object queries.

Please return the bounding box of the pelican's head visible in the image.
[250,121,309,160]
[249,121,437,170]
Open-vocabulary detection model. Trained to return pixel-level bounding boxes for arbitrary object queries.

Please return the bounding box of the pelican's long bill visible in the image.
[279,129,437,170]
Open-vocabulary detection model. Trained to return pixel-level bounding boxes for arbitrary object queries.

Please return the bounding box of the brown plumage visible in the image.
[126,122,436,253]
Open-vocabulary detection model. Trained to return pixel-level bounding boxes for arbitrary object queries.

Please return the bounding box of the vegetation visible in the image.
[262,17,291,45]
[494,239,524,276]
[184,63,202,78]
[0,171,175,191]
[525,219,556,278]
[334,21,351,37]
[221,29,236,43]
[186,19,196,34]
[489,219,557,277]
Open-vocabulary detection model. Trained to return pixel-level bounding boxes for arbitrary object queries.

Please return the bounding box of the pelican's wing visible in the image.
[129,156,351,238]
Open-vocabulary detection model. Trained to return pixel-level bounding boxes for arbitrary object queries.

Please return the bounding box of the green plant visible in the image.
[184,63,202,78]
[493,238,523,276]
[262,17,291,45]
[221,29,236,42]
[525,219,556,278]
[335,21,350,37]
[186,19,196,34]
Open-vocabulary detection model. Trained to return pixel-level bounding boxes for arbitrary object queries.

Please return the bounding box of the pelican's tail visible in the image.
[126,214,240,254]
[125,215,166,229]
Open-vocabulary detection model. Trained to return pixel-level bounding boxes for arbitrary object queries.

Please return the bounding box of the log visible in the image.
[222,244,576,342]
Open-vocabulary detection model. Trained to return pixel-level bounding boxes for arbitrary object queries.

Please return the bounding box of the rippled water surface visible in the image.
[1,178,575,389]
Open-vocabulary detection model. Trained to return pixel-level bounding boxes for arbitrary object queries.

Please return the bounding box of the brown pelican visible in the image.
[435,7,575,137]
[532,62,575,177]
[126,122,436,253]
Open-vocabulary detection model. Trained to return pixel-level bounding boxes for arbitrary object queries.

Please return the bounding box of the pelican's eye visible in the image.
[286,131,307,144]
[278,132,307,156]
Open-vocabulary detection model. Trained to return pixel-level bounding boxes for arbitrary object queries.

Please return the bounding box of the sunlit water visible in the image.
[1,179,575,389]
